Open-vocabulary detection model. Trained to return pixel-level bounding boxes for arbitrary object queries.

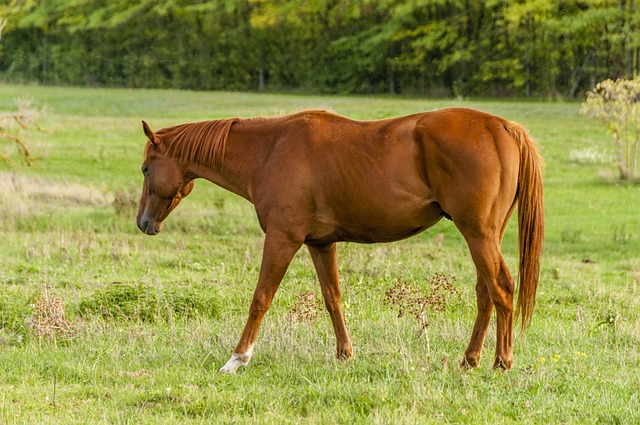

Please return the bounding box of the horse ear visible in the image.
[142,120,157,146]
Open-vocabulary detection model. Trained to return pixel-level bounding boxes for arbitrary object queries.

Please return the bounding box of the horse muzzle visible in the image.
[137,215,162,235]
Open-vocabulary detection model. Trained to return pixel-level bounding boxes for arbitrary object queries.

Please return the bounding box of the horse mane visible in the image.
[156,118,241,167]
[153,110,338,167]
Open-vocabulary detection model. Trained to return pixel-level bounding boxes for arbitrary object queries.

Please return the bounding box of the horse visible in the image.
[136,107,544,373]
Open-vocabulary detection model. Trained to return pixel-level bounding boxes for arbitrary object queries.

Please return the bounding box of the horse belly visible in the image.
[307,197,444,244]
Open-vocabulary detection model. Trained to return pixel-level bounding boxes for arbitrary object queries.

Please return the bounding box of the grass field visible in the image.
[1,84,639,424]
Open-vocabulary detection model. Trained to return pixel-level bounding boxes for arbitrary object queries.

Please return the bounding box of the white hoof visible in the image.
[219,349,252,374]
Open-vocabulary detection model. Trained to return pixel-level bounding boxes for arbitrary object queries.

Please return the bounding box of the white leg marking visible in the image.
[219,345,254,374]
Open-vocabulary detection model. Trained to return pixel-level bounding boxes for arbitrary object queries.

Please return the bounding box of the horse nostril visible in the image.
[137,217,150,233]
[137,217,160,235]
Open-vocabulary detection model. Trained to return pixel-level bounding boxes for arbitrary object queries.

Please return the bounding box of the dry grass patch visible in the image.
[1,171,110,207]
[26,287,74,340]
[0,171,111,225]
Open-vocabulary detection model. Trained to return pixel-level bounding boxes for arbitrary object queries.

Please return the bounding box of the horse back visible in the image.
[250,108,520,243]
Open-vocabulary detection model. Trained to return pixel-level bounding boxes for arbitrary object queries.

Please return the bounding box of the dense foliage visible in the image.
[1,0,639,97]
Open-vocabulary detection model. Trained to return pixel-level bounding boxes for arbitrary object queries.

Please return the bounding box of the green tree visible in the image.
[2,0,640,96]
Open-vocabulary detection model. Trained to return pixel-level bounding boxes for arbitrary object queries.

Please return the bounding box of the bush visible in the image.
[580,78,640,181]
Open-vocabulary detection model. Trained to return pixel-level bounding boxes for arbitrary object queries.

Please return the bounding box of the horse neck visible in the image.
[185,119,275,203]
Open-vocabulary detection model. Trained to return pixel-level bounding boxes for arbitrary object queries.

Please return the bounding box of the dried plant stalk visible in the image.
[383,273,458,362]
[0,96,46,166]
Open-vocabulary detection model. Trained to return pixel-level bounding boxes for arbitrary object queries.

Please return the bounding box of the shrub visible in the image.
[580,78,640,181]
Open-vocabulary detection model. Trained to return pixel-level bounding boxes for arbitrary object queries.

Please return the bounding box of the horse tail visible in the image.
[505,121,544,332]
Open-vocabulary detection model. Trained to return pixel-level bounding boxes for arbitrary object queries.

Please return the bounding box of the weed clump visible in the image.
[76,283,220,322]
[287,291,321,323]
[25,287,74,340]
[383,273,459,327]
[383,273,458,362]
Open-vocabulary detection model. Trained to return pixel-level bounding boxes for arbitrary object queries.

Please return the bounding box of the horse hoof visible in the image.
[336,347,353,361]
[492,357,513,370]
[219,352,251,373]
[460,357,479,370]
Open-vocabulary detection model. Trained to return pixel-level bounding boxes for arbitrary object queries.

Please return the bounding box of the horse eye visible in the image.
[141,165,149,175]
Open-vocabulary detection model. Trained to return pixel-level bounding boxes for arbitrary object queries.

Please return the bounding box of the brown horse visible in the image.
[137,108,544,373]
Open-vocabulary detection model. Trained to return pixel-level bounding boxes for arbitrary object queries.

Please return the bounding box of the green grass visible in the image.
[1,84,639,424]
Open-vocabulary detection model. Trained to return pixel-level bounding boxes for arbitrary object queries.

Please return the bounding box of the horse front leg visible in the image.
[307,243,353,360]
[220,229,302,373]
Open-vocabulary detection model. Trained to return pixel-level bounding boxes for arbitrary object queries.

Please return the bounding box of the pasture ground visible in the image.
[1,85,639,424]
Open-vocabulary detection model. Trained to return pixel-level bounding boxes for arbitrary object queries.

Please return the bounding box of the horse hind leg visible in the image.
[463,235,515,370]
[307,243,353,360]
[461,272,494,369]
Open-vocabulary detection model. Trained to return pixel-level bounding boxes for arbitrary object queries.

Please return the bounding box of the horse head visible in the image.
[136,120,194,235]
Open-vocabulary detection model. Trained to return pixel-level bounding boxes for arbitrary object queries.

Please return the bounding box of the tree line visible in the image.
[0,0,638,98]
